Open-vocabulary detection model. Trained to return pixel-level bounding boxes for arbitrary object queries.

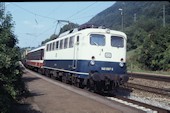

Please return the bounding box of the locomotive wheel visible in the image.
[55,72,60,80]
[85,79,90,91]
[71,75,76,86]
[58,72,63,81]
[45,69,50,77]
[89,78,95,92]
[51,71,56,80]
[62,75,66,83]
[75,78,80,88]
[62,73,69,84]
[95,81,102,93]
[75,78,84,88]
[87,78,102,93]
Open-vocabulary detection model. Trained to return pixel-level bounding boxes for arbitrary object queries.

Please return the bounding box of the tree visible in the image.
[138,26,170,71]
[0,7,26,113]
[59,22,79,34]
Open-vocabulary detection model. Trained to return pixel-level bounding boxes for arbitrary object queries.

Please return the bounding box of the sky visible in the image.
[5,2,115,48]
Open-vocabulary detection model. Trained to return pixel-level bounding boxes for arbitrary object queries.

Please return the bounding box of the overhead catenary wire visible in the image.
[66,2,97,20]
[46,2,64,17]
[10,3,65,38]
[70,14,95,21]
[10,3,57,21]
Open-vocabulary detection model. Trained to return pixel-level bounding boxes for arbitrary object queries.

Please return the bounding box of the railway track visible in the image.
[122,82,170,96]
[128,72,170,82]
[111,96,170,113]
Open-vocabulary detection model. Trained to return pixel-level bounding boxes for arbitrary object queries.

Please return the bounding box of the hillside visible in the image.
[87,1,170,30]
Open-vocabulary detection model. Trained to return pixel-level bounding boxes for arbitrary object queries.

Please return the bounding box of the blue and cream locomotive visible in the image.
[26,24,129,92]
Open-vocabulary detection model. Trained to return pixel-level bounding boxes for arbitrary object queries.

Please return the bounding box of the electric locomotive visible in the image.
[42,24,128,91]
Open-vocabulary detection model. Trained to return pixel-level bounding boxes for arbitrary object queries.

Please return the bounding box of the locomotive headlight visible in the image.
[90,60,95,65]
[119,58,124,67]
[90,56,95,66]
[119,62,124,67]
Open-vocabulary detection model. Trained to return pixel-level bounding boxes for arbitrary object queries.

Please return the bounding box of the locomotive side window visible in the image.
[59,39,63,49]
[50,43,52,51]
[90,34,105,46]
[56,41,59,50]
[111,36,124,48]
[47,44,49,51]
[69,36,74,48]
[64,38,68,49]
[52,42,55,51]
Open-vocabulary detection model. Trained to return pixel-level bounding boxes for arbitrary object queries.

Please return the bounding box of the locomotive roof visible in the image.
[46,25,127,45]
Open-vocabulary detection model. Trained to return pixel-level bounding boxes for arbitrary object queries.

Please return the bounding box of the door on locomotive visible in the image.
[72,35,80,70]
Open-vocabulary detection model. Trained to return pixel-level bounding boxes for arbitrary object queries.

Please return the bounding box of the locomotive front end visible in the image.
[78,28,128,91]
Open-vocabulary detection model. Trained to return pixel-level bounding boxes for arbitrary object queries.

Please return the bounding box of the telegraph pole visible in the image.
[119,8,123,31]
[134,13,136,22]
[163,4,165,27]
[118,2,125,32]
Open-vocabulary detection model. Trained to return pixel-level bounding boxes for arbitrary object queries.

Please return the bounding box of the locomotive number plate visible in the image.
[105,52,112,58]
[101,67,114,71]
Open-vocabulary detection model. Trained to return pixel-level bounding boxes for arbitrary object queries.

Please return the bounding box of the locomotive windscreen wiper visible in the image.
[93,41,99,46]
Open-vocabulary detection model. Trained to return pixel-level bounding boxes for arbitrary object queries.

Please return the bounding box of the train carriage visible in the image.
[26,46,45,72]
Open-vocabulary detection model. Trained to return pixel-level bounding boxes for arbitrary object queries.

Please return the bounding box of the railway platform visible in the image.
[15,68,147,113]
[19,69,122,113]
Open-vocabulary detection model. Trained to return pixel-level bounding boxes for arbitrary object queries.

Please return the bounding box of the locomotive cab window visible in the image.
[90,34,105,46]
[111,36,124,48]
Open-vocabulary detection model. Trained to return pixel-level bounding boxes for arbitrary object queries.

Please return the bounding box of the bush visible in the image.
[0,9,26,113]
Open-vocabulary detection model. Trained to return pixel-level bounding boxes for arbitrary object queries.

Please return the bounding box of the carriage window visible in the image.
[56,41,59,49]
[69,36,74,48]
[90,34,105,46]
[64,38,68,49]
[111,36,124,48]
